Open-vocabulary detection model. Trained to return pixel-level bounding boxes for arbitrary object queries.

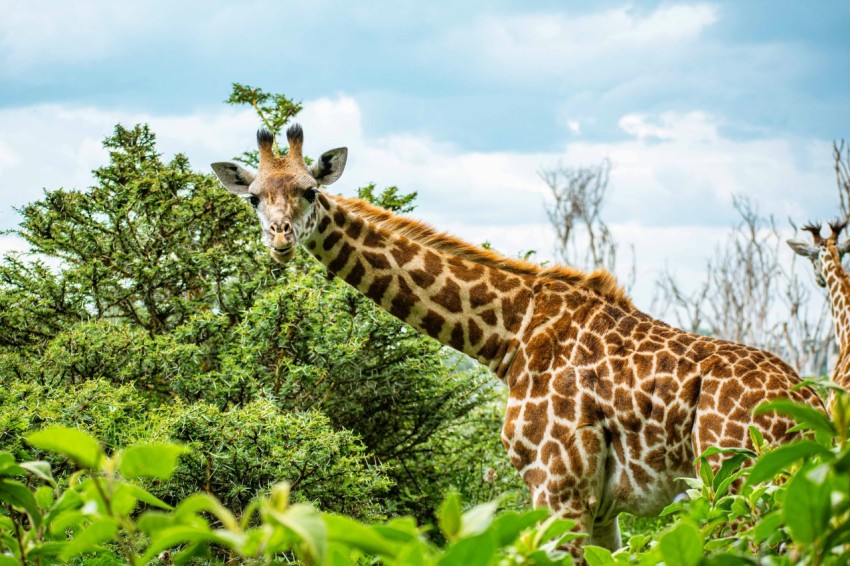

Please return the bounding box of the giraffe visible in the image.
[788,220,850,396]
[212,125,823,559]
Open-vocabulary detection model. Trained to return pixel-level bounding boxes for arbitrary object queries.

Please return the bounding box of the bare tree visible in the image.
[835,139,850,222]
[541,158,635,287]
[653,196,832,376]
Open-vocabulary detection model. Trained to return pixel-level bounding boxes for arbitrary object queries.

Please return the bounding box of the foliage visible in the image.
[0,427,568,565]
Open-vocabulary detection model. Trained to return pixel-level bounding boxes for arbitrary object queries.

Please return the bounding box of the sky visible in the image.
[1,0,848,313]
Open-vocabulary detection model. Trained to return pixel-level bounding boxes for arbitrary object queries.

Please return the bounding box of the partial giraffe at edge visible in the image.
[789,220,850,403]
[212,125,824,561]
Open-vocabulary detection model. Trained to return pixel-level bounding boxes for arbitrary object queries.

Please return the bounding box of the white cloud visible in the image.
[434,3,719,81]
[0,97,836,312]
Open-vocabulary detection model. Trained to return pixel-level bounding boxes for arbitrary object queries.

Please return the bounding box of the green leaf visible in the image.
[438,491,462,540]
[584,544,614,566]
[0,556,20,566]
[783,465,831,545]
[489,508,549,546]
[755,399,835,438]
[141,526,230,564]
[59,518,119,560]
[174,493,235,528]
[437,532,496,566]
[266,503,326,564]
[746,440,832,485]
[658,521,703,566]
[459,499,498,538]
[122,482,173,510]
[750,511,783,545]
[26,427,104,469]
[19,461,55,485]
[325,514,399,557]
[119,443,188,480]
[0,479,42,527]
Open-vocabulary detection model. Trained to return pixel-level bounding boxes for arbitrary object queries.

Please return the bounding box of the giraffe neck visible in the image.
[822,243,850,350]
[303,193,536,376]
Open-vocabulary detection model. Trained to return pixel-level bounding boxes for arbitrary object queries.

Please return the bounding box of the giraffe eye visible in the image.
[303,188,318,203]
[248,195,260,208]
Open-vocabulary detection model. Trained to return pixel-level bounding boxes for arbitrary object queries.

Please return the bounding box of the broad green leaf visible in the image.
[783,465,831,545]
[174,493,235,528]
[27,427,104,469]
[59,518,119,560]
[266,503,326,564]
[584,544,614,566]
[34,485,54,510]
[459,499,498,538]
[438,491,462,539]
[325,514,399,557]
[19,461,55,485]
[141,525,230,564]
[749,511,783,545]
[0,479,42,527]
[490,508,549,546]
[755,399,835,438]
[0,556,20,566]
[746,440,832,485]
[119,443,188,480]
[658,521,703,566]
[437,532,496,566]
[123,482,173,510]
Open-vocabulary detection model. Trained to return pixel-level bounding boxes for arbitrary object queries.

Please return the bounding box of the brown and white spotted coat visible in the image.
[789,221,850,396]
[213,125,823,559]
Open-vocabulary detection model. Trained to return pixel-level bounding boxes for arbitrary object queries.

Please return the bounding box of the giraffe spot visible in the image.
[333,210,347,227]
[502,289,532,329]
[424,250,443,273]
[448,258,484,281]
[346,259,366,288]
[526,332,555,372]
[646,447,666,472]
[366,275,392,304]
[433,279,463,313]
[409,268,436,289]
[420,309,445,339]
[530,373,550,398]
[317,215,331,234]
[389,277,414,321]
[567,443,585,476]
[345,218,364,240]
[629,462,653,486]
[469,282,497,309]
[644,423,664,445]
[479,308,497,326]
[514,442,536,469]
[322,231,342,251]
[363,230,384,248]
[489,270,521,292]
[450,322,465,350]
[306,240,317,251]
[522,401,548,445]
[363,250,391,270]
[656,351,677,373]
[467,319,483,346]
[391,239,418,267]
[523,468,546,487]
[576,333,603,365]
[478,334,502,360]
[327,242,354,273]
[614,388,632,412]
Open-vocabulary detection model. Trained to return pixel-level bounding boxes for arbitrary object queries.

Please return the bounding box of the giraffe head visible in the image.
[788,220,850,287]
[211,124,348,263]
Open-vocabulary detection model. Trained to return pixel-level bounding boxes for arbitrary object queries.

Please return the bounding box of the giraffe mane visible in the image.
[336,195,635,310]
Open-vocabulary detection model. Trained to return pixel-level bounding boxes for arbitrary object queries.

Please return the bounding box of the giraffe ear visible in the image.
[310,148,348,186]
[211,162,255,195]
[787,239,818,258]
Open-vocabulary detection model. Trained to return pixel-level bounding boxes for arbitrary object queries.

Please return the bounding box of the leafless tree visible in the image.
[835,139,850,222]
[541,158,635,287]
[653,196,832,376]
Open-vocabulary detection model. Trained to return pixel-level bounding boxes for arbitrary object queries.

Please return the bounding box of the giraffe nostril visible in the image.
[282,222,292,234]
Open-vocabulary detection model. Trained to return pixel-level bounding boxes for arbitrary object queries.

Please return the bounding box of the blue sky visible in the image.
[0,0,848,311]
